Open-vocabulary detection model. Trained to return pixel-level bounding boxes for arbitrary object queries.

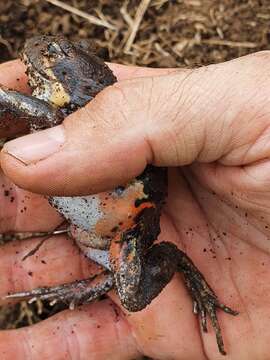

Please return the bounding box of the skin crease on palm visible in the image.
[0,50,270,360]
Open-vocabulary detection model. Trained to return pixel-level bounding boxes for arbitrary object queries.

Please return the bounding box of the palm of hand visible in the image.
[0,161,268,360]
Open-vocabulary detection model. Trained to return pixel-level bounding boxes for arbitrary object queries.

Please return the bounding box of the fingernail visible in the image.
[3,125,65,165]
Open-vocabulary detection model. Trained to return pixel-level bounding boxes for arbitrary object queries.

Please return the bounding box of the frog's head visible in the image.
[22,35,116,114]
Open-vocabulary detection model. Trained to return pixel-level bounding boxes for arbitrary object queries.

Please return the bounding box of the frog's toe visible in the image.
[185,275,238,356]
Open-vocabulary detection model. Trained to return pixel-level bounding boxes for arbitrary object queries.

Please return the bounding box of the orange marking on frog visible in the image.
[109,232,122,271]
[93,182,155,239]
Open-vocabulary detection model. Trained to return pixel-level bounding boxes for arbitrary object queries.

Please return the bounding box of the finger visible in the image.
[0,60,29,92]
[0,300,141,360]
[3,52,270,195]
[0,171,61,233]
[0,59,174,91]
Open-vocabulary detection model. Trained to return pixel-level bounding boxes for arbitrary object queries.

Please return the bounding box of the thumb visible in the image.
[2,52,270,196]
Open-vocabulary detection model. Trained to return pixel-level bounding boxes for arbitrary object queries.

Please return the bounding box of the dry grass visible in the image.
[0,0,269,67]
[44,0,116,29]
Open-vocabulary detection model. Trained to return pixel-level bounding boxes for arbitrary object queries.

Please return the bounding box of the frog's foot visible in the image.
[3,272,114,310]
[174,245,238,356]
[138,242,238,356]
[183,271,238,355]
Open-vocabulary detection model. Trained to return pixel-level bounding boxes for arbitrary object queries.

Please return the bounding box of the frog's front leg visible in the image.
[0,84,63,138]
[110,214,238,355]
[4,271,114,310]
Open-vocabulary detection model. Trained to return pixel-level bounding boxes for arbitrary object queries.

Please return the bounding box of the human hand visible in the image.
[1,52,270,359]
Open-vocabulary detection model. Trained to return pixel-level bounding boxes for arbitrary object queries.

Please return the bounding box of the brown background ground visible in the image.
[1,0,270,67]
[0,0,269,336]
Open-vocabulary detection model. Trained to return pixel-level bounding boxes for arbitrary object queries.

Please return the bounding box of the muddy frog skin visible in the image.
[0,35,238,355]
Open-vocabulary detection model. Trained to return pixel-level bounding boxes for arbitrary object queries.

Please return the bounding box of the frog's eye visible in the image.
[47,42,62,56]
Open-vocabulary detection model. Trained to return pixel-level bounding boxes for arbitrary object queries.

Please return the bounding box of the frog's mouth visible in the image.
[23,53,71,109]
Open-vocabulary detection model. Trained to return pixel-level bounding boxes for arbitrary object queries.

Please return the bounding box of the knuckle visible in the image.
[246,50,270,61]
[86,79,152,131]
[239,51,270,83]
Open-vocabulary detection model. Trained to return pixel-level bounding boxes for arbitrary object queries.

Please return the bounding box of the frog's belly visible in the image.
[50,181,148,246]
[50,195,103,231]
[50,195,111,269]
[50,182,149,270]
[77,242,111,270]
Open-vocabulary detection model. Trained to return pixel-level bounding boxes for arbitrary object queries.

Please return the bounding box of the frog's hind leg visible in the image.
[3,272,114,310]
[112,227,238,355]
[0,84,63,138]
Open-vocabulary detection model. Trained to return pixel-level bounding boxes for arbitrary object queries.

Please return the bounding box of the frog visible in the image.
[0,35,238,355]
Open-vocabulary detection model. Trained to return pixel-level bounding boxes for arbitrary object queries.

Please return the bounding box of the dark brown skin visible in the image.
[0,35,238,355]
